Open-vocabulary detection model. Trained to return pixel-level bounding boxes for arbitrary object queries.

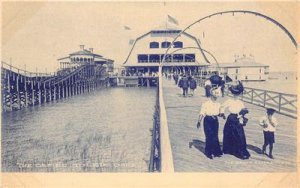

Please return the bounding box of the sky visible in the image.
[1,1,299,73]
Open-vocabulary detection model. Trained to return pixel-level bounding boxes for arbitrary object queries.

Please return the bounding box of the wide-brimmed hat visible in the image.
[267,108,276,114]
[229,81,244,95]
[209,75,222,86]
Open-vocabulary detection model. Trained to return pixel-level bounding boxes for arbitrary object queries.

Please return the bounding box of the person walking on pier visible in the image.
[197,88,223,159]
[220,79,225,97]
[178,74,189,97]
[173,73,179,85]
[189,76,197,96]
[259,108,278,159]
[220,81,250,160]
[204,79,212,97]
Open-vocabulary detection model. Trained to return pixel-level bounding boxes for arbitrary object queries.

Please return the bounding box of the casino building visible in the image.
[123,29,209,75]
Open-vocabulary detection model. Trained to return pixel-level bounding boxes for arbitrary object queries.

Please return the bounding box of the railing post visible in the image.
[251,88,254,104]
[278,93,282,112]
[263,91,266,107]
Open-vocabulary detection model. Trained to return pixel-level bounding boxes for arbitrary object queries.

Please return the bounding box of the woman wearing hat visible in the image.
[197,87,223,159]
[220,81,250,159]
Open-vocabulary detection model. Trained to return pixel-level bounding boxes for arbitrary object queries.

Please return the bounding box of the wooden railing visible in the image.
[195,77,297,118]
[149,86,161,172]
[1,61,56,77]
[225,87,297,118]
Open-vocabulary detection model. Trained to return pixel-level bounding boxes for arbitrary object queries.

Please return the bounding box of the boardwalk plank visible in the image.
[162,78,297,172]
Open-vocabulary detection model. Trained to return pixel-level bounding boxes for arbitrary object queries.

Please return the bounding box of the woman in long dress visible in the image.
[197,88,223,159]
[221,81,250,159]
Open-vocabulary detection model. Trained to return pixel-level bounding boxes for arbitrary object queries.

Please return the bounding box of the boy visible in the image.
[259,108,278,159]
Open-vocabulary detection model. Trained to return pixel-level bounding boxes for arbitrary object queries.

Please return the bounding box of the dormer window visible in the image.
[161,41,171,48]
[173,41,183,48]
[150,42,159,48]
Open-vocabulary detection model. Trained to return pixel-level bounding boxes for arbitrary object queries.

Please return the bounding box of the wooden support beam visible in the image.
[31,80,35,106]
[16,74,21,109]
[38,82,42,104]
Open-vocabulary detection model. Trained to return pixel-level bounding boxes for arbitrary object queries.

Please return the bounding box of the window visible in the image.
[161,41,171,48]
[185,54,195,62]
[138,54,148,63]
[236,69,239,73]
[160,54,172,62]
[245,76,248,80]
[173,41,183,48]
[150,42,159,48]
[149,54,160,62]
[173,54,183,62]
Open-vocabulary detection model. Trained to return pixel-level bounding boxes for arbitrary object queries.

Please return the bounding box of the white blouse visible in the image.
[199,100,221,116]
[220,98,245,114]
[259,115,278,132]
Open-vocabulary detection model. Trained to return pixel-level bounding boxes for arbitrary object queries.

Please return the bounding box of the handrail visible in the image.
[1,61,55,77]
[158,67,174,172]
[243,86,297,97]
[195,77,297,118]
[228,85,296,118]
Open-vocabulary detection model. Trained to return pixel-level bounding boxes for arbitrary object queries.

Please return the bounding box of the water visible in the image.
[243,79,297,95]
[2,87,156,172]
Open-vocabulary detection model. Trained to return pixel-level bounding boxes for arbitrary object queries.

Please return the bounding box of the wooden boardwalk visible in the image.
[162,78,297,172]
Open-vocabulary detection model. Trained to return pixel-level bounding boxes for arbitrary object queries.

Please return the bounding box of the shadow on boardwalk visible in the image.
[162,78,297,172]
[189,139,263,158]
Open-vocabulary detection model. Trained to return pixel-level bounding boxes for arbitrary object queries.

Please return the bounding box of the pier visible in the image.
[1,61,108,112]
[161,77,296,172]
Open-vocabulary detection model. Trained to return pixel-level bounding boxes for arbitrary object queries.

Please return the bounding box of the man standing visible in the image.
[204,79,212,97]
[189,76,197,96]
[179,74,189,97]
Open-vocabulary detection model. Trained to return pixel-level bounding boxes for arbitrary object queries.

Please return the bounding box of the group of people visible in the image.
[204,77,225,97]
[174,74,197,97]
[197,76,278,160]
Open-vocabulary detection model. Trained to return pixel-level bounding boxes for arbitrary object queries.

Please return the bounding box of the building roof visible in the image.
[123,29,210,65]
[209,58,269,68]
[57,56,70,61]
[70,49,102,57]
[123,62,208,67]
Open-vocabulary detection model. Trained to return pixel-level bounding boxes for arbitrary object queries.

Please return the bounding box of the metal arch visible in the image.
[193,10,297,48]
[161,10,297,68]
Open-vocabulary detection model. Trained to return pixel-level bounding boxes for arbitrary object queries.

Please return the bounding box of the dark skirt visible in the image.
[205,85,211,97]
[223,114,250,159]
[264,131,275,144]
[203,116,223,157]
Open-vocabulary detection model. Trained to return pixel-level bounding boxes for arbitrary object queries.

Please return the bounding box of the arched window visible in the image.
[173,41,183,48]
[84,58,87,62]
[76,57,79,61]
[138,54,148,63]
[150,42,159,48]
[80,57,83,62]
[161,41,171,48]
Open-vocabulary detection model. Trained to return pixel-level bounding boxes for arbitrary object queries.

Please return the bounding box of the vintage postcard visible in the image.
[1,1,299,187]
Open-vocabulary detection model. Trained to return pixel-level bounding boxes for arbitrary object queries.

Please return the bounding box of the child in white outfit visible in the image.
[259,108,278,159]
